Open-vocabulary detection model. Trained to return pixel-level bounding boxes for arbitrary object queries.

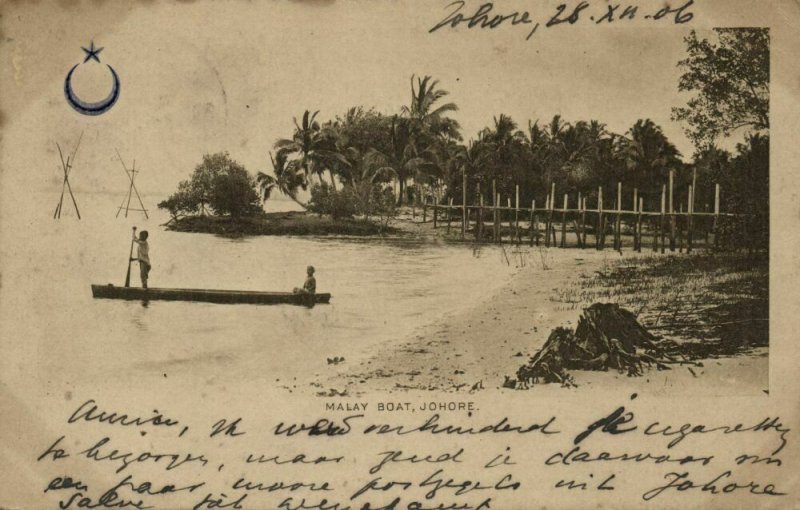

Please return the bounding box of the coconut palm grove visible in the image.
[159,28,768,251]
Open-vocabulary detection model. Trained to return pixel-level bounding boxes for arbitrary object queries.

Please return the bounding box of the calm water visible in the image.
[7,192,519,387]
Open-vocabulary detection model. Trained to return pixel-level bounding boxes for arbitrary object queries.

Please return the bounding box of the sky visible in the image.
[0,0,771,201]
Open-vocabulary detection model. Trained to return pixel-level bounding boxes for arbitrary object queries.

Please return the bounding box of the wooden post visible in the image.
[596,186,604,250]
[545,191,551,247]
[551,184,558,247]
[507,197,512,231]
[475,182,481,239]
[529,199,536,247]
[576,192,583,248]
[544,194,550,247]
[433,196,438,228]
[687,185,694,253]
[652,197,659,252]
[660,185,666,254]
[669,170,676,251]
[447,197,453,233]
[678,203,684,253]
[492,180,498,243]
[581,196,587,248]
[713,183,720,249]
[560,193,567,248]
[478,193,484,241]
[462,170,467,239]
[637,197,643,253]
[515,185,520,243]
[615,182,622,251]
[546,183,555,248]
[633,188,639,251]
[496,193,501,242]
[412,185,416,220]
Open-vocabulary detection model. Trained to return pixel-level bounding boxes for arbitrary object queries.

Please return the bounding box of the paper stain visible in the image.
[12,41,24,85]
[211,66,229,125]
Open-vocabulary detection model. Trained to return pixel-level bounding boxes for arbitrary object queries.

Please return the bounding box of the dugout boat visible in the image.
[91,284,331,306]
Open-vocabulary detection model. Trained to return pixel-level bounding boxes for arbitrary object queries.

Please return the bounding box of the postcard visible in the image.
[1,0,798,508]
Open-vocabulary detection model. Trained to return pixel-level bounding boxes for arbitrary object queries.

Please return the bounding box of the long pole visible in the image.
[478,193,484,241]
[546,182,555,247]
[462,170,467,238]
[476,182,481,239]
[507,197,512,241]
[713,183,720,249]
[125,171,135,218]
[544,194,550,247]
[632,188,638,251]
[125,227,137,288]
[637,197,643,253]
[615,181,622,251]
[669,169,675,251]
[660,184,666,254]
[515,185,520,242]
[529,199,535,247]
[447,197,453,233]
[596,186,603,250]
[581,196,587,248]
[577,192,583,248]
[687,185,694,253]
[55,147,68,218]
[492,180,498,242]
[560,193,567,248]
[130,162,149,219]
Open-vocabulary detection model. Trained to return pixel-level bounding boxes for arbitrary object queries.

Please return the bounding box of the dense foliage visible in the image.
[159,152,261,219]
[307,182,396,224]
[672,28,769,148]
[164,29,768,249]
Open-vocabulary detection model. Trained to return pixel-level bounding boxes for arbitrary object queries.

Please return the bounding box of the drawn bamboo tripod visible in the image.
[53,132,83,219]
[115,148,148,219]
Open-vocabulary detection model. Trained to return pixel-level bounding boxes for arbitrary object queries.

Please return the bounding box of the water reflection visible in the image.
[21,192,522,384]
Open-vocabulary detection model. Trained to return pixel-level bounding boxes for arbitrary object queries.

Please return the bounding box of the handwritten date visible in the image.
[430,0,695,41]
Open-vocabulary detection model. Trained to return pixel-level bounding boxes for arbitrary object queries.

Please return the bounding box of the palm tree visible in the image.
[340,146,396,187]
[274,110,350,189]
[371,115,429,205]
[401,75,462,141]
[617,119,682,195]
[256,150,308,208]
[470,114,531,201]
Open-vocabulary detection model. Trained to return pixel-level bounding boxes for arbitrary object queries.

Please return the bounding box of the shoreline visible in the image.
[165,211,400,237]
[322,248,768,397]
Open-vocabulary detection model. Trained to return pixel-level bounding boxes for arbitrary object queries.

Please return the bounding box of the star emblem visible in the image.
[80,40,104,63]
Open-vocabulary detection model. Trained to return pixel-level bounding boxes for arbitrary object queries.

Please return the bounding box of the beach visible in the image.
[322,243,769,398]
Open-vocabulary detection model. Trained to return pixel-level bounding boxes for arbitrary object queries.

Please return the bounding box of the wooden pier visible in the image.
[417,173,744,253]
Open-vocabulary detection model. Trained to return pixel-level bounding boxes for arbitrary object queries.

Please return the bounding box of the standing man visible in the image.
[132,230,151,288]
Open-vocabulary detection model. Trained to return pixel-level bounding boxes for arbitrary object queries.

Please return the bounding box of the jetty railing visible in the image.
[418,170,753,253]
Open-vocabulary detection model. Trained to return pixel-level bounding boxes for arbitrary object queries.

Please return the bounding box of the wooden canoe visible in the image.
[91,284,331,305]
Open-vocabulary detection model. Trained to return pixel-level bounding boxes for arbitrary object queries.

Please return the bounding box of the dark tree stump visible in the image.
[516,303,670,386]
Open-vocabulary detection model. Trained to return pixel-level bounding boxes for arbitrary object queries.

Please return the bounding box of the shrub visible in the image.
[158,152,262,218]
[158,181,199,220]
[307,183,358,220]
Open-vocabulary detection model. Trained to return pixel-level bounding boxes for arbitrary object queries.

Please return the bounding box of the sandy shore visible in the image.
[323,246,768,398]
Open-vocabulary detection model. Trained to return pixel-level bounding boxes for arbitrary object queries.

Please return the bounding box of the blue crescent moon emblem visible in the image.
[64,63,120,116]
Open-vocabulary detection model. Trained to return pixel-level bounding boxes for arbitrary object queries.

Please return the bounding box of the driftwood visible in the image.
[515,303,671,387]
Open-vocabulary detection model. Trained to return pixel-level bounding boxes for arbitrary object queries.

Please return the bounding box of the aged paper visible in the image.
[1,0,798,508]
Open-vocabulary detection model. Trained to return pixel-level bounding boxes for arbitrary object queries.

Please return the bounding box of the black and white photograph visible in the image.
[0,1,796,508]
